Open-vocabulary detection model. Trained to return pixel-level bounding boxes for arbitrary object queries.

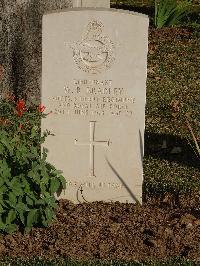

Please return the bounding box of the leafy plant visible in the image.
[154,0,191,28]
[0,95,66,234]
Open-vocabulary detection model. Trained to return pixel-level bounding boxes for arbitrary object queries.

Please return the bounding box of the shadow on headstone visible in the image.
[106,157,140,204]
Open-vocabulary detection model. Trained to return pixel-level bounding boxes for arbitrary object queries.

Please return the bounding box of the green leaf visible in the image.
[11,134,20,143]
[59,175,66,190]
[12,184,24,196]
[44,207,55,224]
[35,199,46,206]
[50,178,60,195]
[42,147,48,161]
[41,214,48,227]
[0,137,13,155]
[0,143,5,155]
[25,226,32,233]
[43,194,58,209]
[9,192,17,206]
[40,183,47,194]
[53,169,63,176]
[6,209,17,224]
[11,176,21,187]
[0,177,4,188]
[28,169,40,184]
[0,220,6,230]
[0,205,5,214]
[18,209,25,225]
[49,200,58,209]
[24,183,31,194]
[27,209,38,228]
[30,126,38,139]
[0,185,7,195]
[0,159,11,179]
[26,196,33,206]
[16,202,29,212]
[5,224,17,234]
[40,171,49,186]
[154,0,191,28]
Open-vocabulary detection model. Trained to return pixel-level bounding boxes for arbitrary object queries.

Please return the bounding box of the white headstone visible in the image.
[73,0,110,8]
[42,8,149,204]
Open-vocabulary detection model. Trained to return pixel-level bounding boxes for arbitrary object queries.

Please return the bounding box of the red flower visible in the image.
[16,99,26,117]
[38,104,45,113]
[17,99,25,109]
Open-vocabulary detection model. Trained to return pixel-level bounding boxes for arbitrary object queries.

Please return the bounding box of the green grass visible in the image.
[143,27,200,197]
[146,38,199,132]
[111,1,200,27]
[109,3,200,199]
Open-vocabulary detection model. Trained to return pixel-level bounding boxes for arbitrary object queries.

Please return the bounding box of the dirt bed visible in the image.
[0,196,199,263]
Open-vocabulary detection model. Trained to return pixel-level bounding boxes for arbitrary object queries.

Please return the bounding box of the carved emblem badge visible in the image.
[70,20,116,74]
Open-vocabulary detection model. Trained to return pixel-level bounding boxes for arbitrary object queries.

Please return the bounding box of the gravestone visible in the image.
[0,0,72,103]
[73,0,110,8]
[42,7,149,203]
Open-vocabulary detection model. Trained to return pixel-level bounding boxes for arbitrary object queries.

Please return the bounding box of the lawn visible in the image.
[144,26,200,201]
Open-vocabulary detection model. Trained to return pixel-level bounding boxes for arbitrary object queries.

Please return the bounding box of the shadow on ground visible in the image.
[144,131,199,169]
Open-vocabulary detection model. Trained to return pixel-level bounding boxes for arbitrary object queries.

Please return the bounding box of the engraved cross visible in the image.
[75,121,110,178]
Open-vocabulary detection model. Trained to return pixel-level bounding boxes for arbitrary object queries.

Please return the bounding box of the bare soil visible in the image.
[0,195,199,263]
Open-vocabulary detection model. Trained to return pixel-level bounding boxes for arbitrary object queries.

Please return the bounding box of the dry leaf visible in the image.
[149,50,155,55]
[0,65,4,80]
[172,113,178,118]
[170,100,180,113]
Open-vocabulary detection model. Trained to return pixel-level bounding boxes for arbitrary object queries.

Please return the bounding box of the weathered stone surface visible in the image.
[73,0,110,8]
[42,9,148,204]
[0,0,72,103]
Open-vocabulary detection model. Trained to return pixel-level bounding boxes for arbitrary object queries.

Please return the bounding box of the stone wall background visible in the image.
[0,0,72,103]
